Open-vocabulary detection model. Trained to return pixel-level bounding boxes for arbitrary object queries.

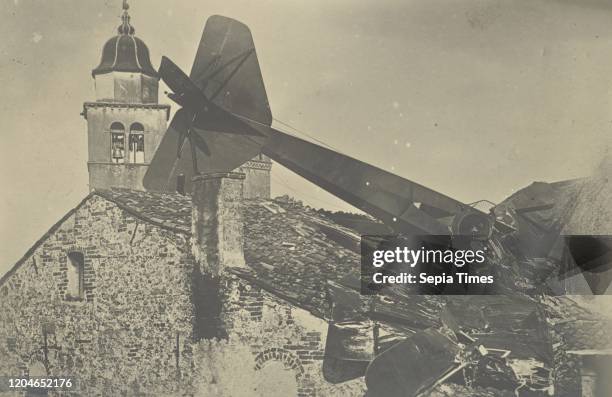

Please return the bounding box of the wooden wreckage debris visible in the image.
[323,281,555,396]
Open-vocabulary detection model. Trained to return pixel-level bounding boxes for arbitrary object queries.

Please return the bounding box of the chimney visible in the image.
[191,172,247,276]
[190,172,246,340]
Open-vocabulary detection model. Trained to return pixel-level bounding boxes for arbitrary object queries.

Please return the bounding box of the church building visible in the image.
[0,3,364,396]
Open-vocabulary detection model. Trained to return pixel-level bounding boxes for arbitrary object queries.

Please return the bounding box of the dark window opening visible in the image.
[110,122,125,163]
[66,252,84,301]
[128,123,145,163]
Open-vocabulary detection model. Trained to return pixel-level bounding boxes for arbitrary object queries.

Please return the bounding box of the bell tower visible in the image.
[236,155,272,199]
[82,0,170,191]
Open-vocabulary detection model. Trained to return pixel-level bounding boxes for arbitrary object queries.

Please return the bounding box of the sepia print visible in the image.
[2,1,612,396]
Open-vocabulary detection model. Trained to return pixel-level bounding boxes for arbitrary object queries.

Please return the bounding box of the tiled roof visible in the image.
[95,189,193,233]
[494,179,585,259]
[559,319,612,351]
[498,179,584,234]
[540,295,612,360]
[498,169,612,238]
[544,296,612,351]
[95,188,363,318]
[240,198,363,318]
[562,156,612,235]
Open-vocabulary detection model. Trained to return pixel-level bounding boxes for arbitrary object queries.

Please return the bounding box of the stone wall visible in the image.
[190,275,365,397]
[88,162,150,192]
[0,190,358,396]
[0,195,196,396]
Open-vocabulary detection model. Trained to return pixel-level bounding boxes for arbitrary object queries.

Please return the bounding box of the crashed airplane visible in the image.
[142,15,612,397]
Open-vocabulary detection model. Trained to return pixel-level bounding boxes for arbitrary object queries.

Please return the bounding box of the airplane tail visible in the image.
[143,16,270,192]
[189,15,272,126]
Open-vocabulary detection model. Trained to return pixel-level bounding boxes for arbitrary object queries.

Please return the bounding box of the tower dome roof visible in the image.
[92,1,158,78]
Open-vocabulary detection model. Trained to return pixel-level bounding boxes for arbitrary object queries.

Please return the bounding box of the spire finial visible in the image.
[118,0,135,35]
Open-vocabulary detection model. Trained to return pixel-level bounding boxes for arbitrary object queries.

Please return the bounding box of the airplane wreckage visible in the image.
[143,15,612,397]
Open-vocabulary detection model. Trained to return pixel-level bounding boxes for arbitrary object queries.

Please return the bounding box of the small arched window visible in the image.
[110,122,125,164]
[128,122,145,163]
[66,252,84,301]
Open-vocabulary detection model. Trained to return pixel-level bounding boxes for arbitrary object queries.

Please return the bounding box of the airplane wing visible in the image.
[237,118,482,235]
[364,328,461,397]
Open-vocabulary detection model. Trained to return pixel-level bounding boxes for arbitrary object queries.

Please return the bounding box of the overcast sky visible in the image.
[2,0,612,275]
